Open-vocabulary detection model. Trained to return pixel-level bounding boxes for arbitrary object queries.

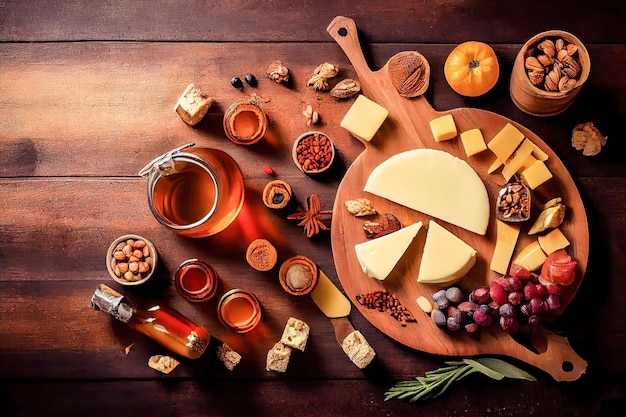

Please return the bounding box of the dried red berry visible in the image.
[262,165,275,176]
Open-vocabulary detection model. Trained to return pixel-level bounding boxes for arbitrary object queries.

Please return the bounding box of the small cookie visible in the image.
[280,317,310,351]
[266,342,292,373]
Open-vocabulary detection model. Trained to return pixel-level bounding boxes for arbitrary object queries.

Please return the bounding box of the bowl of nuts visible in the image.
[106,234,158,286]
[510,30,590,117]
[292,131,335,175]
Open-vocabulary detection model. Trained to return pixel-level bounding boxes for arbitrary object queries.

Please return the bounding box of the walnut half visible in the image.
[571,122,607,156]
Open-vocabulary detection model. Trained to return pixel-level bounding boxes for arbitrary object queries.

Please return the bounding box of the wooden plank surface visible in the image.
[1,2,626,416]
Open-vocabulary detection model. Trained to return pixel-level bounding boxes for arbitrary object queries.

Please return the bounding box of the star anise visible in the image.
[287,194,332,238]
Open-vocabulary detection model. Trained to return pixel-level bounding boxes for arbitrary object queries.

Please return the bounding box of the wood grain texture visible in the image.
[1,3,626,416]
[1,0,625,43]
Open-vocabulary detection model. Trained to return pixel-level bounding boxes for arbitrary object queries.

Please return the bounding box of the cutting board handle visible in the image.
[511,330,587,382]
[327,16,373,81]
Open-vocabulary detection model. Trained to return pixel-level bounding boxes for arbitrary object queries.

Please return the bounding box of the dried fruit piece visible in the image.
[541,249,577,286]
[571,122,607,156]
[362,213,402,239]
[344,198,377,217]
[528,203,566,235]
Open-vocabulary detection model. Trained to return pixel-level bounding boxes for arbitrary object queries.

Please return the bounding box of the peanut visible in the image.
[110,237,153,282]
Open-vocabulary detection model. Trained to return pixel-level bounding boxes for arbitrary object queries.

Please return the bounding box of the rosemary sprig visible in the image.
[385,358,536,403]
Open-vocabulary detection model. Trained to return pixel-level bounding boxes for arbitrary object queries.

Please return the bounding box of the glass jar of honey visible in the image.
[217,288,262,333]
[139,144,245,238]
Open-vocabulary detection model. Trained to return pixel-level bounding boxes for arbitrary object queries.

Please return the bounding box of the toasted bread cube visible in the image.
[174,83,214,126]
[265,342,292,373]
[341,330,376,369]
[280,317,310,351]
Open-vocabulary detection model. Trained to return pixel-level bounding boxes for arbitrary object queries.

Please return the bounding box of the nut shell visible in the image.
[387,51,430,98]
[278,255,318,296]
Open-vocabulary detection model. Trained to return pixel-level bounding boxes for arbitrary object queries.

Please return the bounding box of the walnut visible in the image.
[538,39,556,58]
[558,75,576,92]
[560,55,581,78]
[266,60,290,84]
[527,70,545,86]
[524,56,545,73]
[307,62,338,91]
[362,213,402,239]
[344,198,376,217]
[571,122,607,156]
[330,78,361,99]
[537,54,554,66]
[544,67,561,92]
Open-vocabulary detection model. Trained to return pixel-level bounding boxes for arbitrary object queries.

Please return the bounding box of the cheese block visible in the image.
[460,128,487,157]
[488,123,525,163]
[513,241,547,272]
[355,222,423,280]
[340,94,388,142]
[529,141,549,161]
[364,149,490,235]
[502,139,534,181]
[490,220,521,274]
[429,114,457,142]
[538,228,570,255]
[521,159,553,189]
[417,220,477,284]
[487,157,503,174]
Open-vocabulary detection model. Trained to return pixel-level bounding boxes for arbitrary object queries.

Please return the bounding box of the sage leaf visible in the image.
[474,358,537,381]
[463,359,505,380]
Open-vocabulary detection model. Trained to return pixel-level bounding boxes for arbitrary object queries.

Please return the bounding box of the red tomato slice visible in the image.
[541,250,577,286]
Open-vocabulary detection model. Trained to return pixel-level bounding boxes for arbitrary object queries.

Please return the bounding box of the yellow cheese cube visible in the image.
[460,128,487,157]
[538,228,570,255]
[529,140,549,161]
[488,123,525,162]
[513,241,547,272]
[490,220,521,275]
[429,114,457,142]
[340,95,389,141]
[502,139,534,181]
[521,154,538,171]
[521,160,553,189]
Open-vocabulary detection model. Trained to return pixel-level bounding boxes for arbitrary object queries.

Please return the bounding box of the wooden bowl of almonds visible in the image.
[510,30,591,117]
[106,234,158,286]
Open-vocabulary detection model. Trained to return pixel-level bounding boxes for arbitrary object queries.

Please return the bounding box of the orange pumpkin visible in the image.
[444,41,500,97]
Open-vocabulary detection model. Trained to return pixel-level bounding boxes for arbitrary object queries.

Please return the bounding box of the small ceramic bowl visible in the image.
[292,131,335,174]
[106,234,158,286]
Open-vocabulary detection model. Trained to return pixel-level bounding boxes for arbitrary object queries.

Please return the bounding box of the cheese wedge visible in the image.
[364,149,490,235]
[502,139,534,181]
[488,123,525,163]
[355,222,423,280]
[490,220,521,275]
[417,221,477,284]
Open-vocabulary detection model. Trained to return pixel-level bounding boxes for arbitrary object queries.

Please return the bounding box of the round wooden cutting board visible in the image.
[327,17,589,381]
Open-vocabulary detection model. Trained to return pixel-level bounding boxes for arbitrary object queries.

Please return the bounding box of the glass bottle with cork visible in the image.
[91,284,210,359]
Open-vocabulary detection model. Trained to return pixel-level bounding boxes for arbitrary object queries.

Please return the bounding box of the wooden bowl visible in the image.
[106,234,158,286]
[278,255,319,296]
[291,131,335,174]
[510,30,590,117]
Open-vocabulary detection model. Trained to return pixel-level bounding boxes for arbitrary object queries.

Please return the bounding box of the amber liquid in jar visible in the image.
[218,289,262,333]
[148,147,245,238]
[174,259,218,302]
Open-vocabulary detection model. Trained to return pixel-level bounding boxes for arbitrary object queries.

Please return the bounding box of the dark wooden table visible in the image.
[1,1,625,416]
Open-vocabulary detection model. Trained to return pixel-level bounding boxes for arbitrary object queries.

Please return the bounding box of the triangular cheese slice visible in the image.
[355,222,423,280]
[364,149,489,235]
[417,221,477,284]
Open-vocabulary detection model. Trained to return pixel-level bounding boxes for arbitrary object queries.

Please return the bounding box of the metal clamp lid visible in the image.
[138,143,195,178]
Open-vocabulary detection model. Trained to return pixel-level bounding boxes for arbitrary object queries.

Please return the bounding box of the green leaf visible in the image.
[474,358,537,381]
[463,359,505,380]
